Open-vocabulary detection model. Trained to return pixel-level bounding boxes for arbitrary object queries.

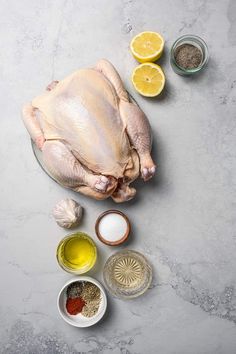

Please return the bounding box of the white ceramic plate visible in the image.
[57,276,107,327]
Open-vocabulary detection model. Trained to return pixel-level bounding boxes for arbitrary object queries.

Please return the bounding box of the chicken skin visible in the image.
[22,59,156,202]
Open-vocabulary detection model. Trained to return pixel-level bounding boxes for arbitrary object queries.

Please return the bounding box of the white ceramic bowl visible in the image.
[57,276,107,327]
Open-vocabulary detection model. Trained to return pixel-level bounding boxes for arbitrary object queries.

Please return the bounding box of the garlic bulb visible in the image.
[53,198,83,229]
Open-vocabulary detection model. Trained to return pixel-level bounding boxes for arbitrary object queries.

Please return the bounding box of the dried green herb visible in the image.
[81,282,101,318]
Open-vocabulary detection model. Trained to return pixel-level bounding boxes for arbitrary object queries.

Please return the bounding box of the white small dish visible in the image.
[95,210,131,246]
[57,276,107,327]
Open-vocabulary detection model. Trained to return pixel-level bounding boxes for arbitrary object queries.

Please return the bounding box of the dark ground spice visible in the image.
[66,281,83,299]
[174,44,202,69]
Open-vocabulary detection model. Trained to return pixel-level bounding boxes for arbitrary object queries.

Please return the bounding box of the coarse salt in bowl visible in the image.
[95,210,131,246]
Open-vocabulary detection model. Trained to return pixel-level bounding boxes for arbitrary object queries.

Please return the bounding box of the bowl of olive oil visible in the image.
[56,232,97,274]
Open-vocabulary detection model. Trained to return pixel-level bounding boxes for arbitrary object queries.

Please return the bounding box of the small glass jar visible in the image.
[170,35,209,76]
[56,232,97,274]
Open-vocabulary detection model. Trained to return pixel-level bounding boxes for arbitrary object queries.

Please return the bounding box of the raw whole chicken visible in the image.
[22,59,156,202]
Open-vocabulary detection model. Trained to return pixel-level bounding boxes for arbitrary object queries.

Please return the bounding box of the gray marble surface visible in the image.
[1,0,236,353]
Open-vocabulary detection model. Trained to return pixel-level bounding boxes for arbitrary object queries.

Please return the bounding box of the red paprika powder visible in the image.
[66,297,85,315]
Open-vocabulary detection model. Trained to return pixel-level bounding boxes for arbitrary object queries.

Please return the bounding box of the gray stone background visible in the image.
[0,0,236,353]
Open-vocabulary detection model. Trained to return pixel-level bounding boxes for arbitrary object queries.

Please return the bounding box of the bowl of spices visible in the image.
[170,34,209,76]
[95,210,131,246]
[56,232,97,274]
[57,276,107,327]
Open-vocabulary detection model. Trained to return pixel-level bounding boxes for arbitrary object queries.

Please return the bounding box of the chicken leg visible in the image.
[22,103,117,196]
[42,140,117,196]
[22,81,59,149]
[119,100,156,181]
[95,59,156,181]
[22,104,45,150]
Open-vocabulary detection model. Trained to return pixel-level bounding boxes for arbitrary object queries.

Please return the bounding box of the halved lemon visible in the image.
[130,31,164,63]
[132,63,165,97]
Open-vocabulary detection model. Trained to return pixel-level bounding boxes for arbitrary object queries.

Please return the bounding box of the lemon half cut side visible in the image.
[130,31,164,63]
[132,63,165,97]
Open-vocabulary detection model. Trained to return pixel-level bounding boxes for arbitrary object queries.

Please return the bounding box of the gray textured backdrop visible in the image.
[0,0,236,353]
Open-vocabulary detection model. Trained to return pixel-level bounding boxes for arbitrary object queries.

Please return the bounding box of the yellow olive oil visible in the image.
[57,233,97,274]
